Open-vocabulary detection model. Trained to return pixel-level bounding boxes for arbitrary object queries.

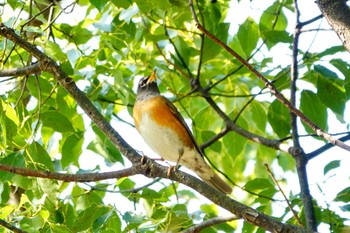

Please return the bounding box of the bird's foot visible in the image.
[167,165,179,177]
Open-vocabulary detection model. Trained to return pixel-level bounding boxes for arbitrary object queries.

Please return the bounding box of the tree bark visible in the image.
[317,0,350,53]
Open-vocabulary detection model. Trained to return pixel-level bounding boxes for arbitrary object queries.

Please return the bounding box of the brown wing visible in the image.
[164,98,204,157]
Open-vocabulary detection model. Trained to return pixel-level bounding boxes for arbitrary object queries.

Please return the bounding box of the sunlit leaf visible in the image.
[237,17,259,57]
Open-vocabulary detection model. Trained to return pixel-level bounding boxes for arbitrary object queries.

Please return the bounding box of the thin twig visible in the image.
[264,164,303,226]
[181,215,238,233]
[0,164,139,182]
[200,126,229,150]
[84,178,161,193]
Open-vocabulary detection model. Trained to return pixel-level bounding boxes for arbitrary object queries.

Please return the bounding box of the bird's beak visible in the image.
[146,69,157,84]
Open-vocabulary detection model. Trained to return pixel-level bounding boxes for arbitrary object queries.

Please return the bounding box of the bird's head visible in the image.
[136,70,160,100]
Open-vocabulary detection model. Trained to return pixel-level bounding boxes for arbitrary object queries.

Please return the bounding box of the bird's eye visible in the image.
[139,77,148,87]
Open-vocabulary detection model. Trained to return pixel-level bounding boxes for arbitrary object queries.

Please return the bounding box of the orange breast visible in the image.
[134,96,194,149]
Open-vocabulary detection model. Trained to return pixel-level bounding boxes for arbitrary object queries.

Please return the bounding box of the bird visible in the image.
[133,70,232,194]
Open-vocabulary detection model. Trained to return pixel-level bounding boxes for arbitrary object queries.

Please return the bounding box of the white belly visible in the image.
[138,113,186,162]
[138,113,212,180]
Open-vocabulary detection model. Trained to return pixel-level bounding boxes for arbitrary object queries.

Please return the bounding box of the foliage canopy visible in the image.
[0,0,350,232]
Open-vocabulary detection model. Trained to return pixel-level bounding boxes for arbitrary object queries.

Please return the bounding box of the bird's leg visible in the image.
[167,148,184,177]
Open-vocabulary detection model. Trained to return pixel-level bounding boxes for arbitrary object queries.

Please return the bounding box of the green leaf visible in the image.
[200,130,221,153]
[41,111,75,133]
[244,178,274,191]
[267,99,291,138]
[73,205,100,231]
[317,46,344,58]
[71,26,94,45]
[316,65,346,116]
[7,0,23,9]
[340,204,350,212]
[323,160,340,176]
[20,215,45,232]
[334,187,350,203]
[25,142,54,170]
[111,0,132,8]
[330,59,350,99]
[300,90,327,133]
[237,17,259,57]
[40,41,67,62]
[90,0,109,12]
[250,101,267,132]
[61,61,74,75]
[222,122,248,158]
[0,103,18,146]
[260,2,287,32]
[61,132,84,168]
[93,210,122,232]
[264,30,292,44]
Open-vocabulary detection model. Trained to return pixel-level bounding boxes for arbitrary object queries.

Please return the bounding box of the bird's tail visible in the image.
[200,172,232,194]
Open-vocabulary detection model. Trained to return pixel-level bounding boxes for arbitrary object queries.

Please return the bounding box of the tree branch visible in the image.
[181,215,238,233]
[188,0,350,152]
[307,133,350,160]
[0,160,305,233]
[0,63,41,77]
[203,94,295,154]
[0,164,139,182]
[0,219,27,233]
[291,0,317,231]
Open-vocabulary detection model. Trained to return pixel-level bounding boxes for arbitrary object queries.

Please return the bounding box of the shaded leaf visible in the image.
[268,99,291,138]
[324,160,340,176]
[25,142,54,170]
[334,187,350,203]
[41,111,75,133]
[61,132,84,168]
[316,65,346,116]
[300,90,327,133]
[90,0,109,12]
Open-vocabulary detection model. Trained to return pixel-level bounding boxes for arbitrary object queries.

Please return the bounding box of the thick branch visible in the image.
[188,0,350,152]
[317,0,350,53]
[0,63,41,77]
